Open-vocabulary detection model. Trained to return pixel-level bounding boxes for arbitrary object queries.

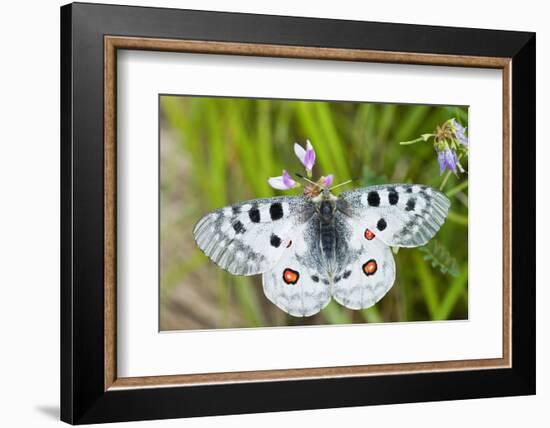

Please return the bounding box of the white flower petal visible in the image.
[268,176,288,190]
[294,143,306,165]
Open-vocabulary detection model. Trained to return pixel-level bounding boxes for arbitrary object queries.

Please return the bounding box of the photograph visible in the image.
[159,95,469,331]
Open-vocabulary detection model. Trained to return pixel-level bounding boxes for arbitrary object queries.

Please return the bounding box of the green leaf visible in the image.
[418,240,460,277]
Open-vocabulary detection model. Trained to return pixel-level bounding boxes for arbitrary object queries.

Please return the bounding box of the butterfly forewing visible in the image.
[193,196,314,276]
[339,184,450,247]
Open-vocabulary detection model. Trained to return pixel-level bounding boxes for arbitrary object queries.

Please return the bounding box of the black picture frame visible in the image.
[61,2,535,424]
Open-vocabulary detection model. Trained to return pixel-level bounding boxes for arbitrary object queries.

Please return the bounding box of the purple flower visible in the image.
[437,146,463,175]
[268,169,298,190]
[321,175,333,187]
[294,140,316,173]
[452,119,468,146]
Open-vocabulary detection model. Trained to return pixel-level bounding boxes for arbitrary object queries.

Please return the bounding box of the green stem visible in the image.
[439,170,452,191]
[399,136,425,145]
[445,180,468,197]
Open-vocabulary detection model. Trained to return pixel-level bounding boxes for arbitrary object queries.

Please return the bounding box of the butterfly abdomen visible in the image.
[320,221,335,260]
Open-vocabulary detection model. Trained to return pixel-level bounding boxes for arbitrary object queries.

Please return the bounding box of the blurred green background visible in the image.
[159,95,468,331]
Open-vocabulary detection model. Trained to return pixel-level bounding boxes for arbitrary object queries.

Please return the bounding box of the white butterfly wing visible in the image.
[262,222,331,317]
[331,213,396,310]
[339,184,450,247]
[193,196,314,276]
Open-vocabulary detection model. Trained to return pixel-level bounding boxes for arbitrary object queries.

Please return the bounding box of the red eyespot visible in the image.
[364,229,375,240]
[362,259,378,276]
[283,268,300,284]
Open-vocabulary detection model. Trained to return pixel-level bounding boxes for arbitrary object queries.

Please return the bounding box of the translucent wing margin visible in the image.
[338,184,450,247]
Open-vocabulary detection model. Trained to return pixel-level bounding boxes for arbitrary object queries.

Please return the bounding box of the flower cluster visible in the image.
[268,140,333,192]
[400,118,468,176]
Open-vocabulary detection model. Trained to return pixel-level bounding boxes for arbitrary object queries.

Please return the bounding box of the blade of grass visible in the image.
[394,105,430,143]
[378,104,397,141]
[205,101,227,207]
[361,306,383,323]
[162,97,205,189]
[295,102,351,181]
[161,250,207,294]
[445,180,468,197]
[322,301,351,324]
[414,251,439,319]
[227,100,270,196]
[434,265,468,320]
[352,103,375,172]
[315,102,351,180]
[447,211,468,226]
[232,276,265,327]
[218,272,230,328]
[256,100,275,197]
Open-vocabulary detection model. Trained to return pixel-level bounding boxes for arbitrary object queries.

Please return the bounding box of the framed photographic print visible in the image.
[60,2,535,424]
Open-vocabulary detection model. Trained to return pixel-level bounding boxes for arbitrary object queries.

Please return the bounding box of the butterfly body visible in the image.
[194,184,450,317]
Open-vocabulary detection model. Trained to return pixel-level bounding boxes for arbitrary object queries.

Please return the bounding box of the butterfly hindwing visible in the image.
[193,196,314,276]
[331,212,396,309]
[262,222,331,317]
[338,184,450,247]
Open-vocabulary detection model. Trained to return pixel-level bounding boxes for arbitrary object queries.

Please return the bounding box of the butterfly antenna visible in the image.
[329,179,353,191]
[295,172,320,188]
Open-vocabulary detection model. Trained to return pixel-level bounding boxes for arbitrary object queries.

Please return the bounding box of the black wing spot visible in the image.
[334,275,342,283]
[322,279,330,285]
[388,190,399,205]
[311,275,319,283]
[270,233,281,248]
[232,220,245,234]
[406,187,413,193]
[232,206,241,215]
[367,191,380,207]
[343,270,352,279]
[248,207,260,223]
[270,202,284,220]
[377,218,387,231]
[406,198,416,211]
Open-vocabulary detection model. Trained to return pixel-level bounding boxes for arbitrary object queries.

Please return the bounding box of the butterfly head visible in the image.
[319,187,338,200]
